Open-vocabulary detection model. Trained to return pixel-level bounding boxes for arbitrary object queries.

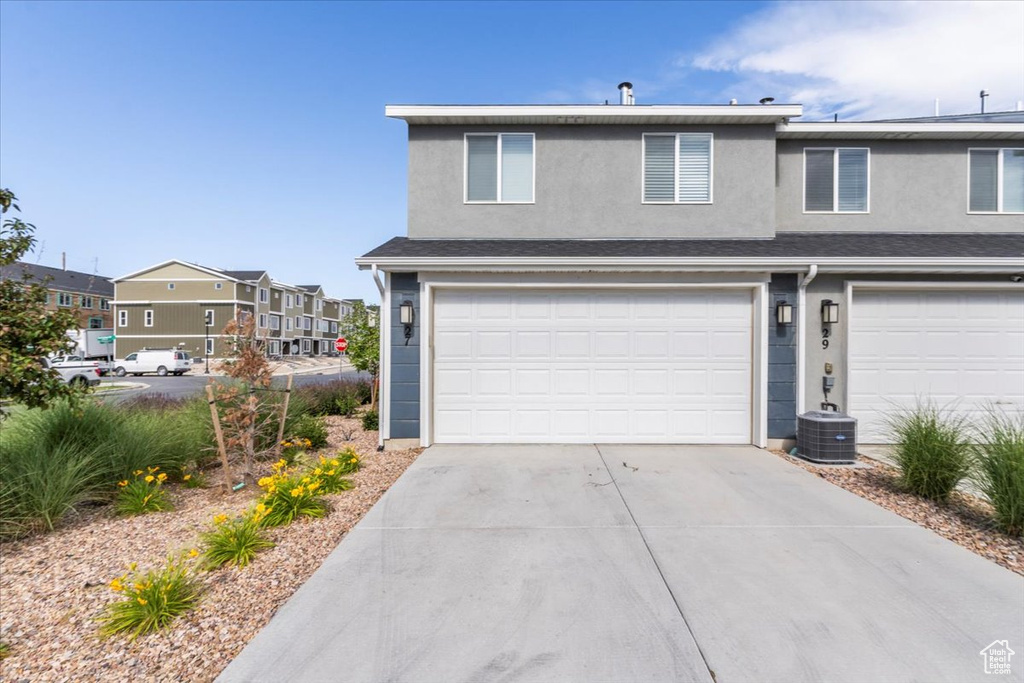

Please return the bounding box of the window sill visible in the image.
[967,211,1024,215]
[642,201,714,205]
[802,210,871,215]
[464,201,535,205]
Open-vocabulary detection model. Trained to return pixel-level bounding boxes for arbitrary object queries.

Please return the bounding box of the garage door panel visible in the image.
[851,290,1024,443]
[433,289,752,444]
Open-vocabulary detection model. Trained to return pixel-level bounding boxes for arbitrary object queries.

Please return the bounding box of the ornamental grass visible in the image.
[97,554,202,639]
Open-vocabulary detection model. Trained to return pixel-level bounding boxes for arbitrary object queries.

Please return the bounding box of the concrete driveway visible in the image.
[218,445,1024,683]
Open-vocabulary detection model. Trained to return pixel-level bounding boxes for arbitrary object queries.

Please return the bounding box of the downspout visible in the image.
[796,265,818,415]
[371,265,386,450]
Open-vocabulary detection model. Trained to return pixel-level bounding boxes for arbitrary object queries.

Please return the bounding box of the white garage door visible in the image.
[850,289,1024,442]
[431,289,753,443]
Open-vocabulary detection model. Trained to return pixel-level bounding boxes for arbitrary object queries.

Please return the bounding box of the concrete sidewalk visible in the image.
[218,445,1024,683]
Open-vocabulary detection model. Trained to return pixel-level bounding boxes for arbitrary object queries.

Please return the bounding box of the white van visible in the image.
[114,349,192,377]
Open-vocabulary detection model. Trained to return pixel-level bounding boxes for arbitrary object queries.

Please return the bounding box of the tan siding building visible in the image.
[112,260,351,362]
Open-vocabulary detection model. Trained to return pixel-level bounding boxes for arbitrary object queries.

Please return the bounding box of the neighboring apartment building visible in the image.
[0,261,113,329]
[358,84,1024,449]
[111,260,346,359]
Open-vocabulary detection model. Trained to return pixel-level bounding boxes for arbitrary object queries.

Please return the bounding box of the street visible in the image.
[98,368,368,401]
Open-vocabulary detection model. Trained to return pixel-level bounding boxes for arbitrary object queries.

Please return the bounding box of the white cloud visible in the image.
[690,1,1024,120]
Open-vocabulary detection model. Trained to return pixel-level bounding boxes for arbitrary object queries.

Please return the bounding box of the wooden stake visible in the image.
[206,384,233,493]
[275,374,294,458]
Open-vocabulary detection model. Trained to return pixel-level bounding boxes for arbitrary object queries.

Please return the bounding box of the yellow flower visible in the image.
[258,477,273,488]
[307,481,320,492]
[327,470,336,476]
[117,480,128,487]
[142,494,151,504]
[133,470,143,476]
[134,582,145,591]
[214,514,228,525]
[290,486,304,496]
[189,548,200,558]
[350,458,357,464]
[313,468,323,476]
[157,473,168,482]
[137,597,148,605]
[330,459,339,467]
[183,474,192,481]
[144,475,155,483]
[128,562,137,571]
[148,466,159,473]
[109,578,124,592]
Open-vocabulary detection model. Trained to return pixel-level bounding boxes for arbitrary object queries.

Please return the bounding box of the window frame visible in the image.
[802,147,871,214]
[81,296,94,309]
[641,132,715,205]
[205,309,215,326]
[258,313,268,329]
[967,147,1024,215]
[285,317,293,332]
[144,310,154,327]
[118,310,128,327]
[205,338,214,355]
[214,282,223,290]
[464,132,536,205]
[259,287,269,303]
[57,292,74,307]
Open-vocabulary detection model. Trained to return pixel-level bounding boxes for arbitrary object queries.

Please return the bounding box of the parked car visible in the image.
[43,357,101,388]
[113,349,192,377]
[51,354,111,376]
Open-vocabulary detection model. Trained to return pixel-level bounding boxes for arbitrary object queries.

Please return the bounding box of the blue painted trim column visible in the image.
[389,273,420,439]
[768,274,798,439]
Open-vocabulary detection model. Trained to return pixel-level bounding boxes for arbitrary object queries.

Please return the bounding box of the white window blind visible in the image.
[466,133,534,202]
[971,148,1024,213]
[804,148,868,212]
[643,134,712,203]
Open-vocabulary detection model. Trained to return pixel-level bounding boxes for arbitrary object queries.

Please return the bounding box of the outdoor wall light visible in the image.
[775,301,793,325]
[821,299,840,324]
[400,301,415,344]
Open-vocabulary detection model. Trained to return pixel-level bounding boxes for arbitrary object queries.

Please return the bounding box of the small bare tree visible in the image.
[214,314,275,483]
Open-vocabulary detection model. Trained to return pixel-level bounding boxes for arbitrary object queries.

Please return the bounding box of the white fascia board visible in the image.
[270,280,301,291]
[777,122,1024,139]
[386,104,803,124]
[112,259,240,283]
[356,257,1023,273]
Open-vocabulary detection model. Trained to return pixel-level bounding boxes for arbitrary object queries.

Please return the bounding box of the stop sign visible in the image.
[335,337,348,352]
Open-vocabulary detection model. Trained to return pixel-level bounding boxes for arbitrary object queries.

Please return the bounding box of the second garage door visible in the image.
[431,289,753,444]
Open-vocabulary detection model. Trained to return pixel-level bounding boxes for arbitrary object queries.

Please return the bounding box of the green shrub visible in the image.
[289,414,328,450]
[0,441,103,538]
[973,411,1024,536]
[97,555,202,638]
[361,410,379,432]
[279,438,312,466]
[886,403,972,502]
[293,379,372,415]
[114,469,173,516]
[310,453,358,494]
[201,514,274,568]
[334,393,360,417]
[332,447,362,475]
[0,640,10,659]
[181,469,208,489]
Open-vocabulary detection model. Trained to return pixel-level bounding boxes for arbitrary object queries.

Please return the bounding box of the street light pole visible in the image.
[204,309,211,375]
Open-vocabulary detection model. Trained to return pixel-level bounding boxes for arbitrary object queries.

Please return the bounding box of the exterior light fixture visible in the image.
[775,301,793,325]
[400,301,415,344]
[821,299,840,324]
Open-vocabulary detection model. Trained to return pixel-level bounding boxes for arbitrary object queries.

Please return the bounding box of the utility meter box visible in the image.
[797,411,857,464]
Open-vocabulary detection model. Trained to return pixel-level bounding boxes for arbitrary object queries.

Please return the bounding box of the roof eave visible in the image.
[777,122,1024,140]
[386,104,804,125]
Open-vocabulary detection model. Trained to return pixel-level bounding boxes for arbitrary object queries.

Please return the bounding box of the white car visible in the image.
[113,349,192,377]
[43,357,102,388]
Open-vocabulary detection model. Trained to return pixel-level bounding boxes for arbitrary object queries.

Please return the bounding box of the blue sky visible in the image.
[2,1,1021,301]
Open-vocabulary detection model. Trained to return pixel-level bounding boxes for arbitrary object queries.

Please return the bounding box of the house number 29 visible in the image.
[821,327,831,349]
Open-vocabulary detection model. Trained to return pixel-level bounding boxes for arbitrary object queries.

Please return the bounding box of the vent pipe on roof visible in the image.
[980,89,989,114]
[617,82,634,105]
[934,98,940,116]
[759,97,774,105]
[62,252,66,271]
[729,98,738,105]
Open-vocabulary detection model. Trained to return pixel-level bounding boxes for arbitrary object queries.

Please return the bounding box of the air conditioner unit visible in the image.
[797,411,857,464]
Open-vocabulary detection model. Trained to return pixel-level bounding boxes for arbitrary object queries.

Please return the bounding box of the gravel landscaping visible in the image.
[0,416,420,682]
[773,450,1023,575]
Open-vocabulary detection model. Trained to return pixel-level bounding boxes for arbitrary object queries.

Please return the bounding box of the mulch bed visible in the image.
[0,416,421,682]
[772,450,1023,575]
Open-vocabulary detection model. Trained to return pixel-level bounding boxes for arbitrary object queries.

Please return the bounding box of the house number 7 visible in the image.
[821,327,831,349]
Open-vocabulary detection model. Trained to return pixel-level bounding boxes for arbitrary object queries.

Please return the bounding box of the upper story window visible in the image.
[269,315,280,331]
[259,287,269,303]
[144,310,154,327]
[285,317,293,331]
[81,296,94,309]
[286,294,293,308]
[296,294,304,307]
[118,310,128,327]
[969,148,1024,214]
[100,298,110,311]
[258,313,268,328]
[643,133,713,204]
[57,292,74,307]
[214,282,223,290]
[465,133,535,203]
[804,148,869,213]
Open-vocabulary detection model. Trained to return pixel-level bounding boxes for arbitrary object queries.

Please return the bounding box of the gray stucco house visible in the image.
[358,86,1024,450]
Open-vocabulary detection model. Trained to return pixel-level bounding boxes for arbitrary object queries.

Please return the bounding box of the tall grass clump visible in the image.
[97,555,202,638]
[972,410,1024,536]
[0,441,103,538]
[886,403,972,502]
[201,512,274,568]
[293,379,371,416]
